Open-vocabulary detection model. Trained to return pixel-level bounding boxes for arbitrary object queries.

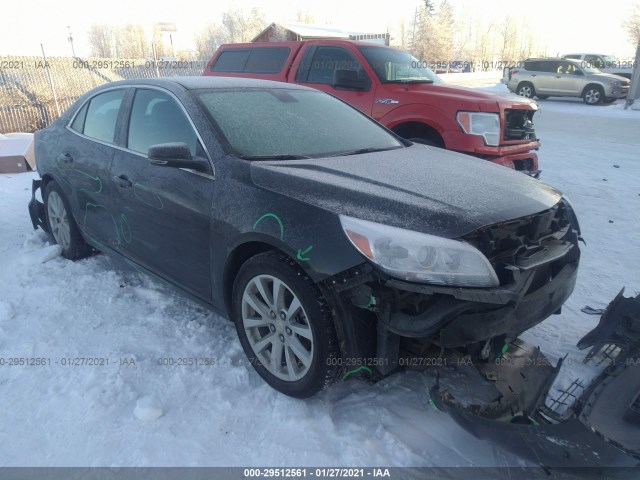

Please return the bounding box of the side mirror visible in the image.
[332,69,368,91]
[148,142,210,173]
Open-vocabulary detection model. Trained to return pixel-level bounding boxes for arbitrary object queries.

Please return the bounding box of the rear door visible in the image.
[532,60,561,94]
[293,44,375,115]
[62,87,128,248]
[109,87,214,301]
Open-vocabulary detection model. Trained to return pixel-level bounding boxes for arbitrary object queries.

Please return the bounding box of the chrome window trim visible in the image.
[65,84,215,179]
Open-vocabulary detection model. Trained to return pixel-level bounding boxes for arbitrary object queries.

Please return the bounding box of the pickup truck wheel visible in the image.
[536,95,549,100]
[232,251,339,398]
[516,82,535,98]
[583,86,604,105]
[43,181,91,260]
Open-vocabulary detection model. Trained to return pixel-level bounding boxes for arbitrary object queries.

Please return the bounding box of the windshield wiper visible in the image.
[238,154,312,160]
[329,146,402,157]
[385,79,434,84]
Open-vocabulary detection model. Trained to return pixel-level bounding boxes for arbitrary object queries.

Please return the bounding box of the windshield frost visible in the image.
[358,46,442,84]
[197,89,402,158]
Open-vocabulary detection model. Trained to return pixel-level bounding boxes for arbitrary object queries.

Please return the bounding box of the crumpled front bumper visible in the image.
[430,289,640,468]
[28,179,48,233]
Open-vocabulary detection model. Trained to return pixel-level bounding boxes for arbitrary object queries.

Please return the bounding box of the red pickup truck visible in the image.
[204,40,541,175]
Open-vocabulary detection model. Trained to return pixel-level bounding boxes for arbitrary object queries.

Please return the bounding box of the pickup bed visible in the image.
[204,40,541,176]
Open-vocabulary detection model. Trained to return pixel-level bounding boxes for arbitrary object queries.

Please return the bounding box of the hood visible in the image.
[385,83,538,112]
[591,72,630,82]
[250,145,561,239]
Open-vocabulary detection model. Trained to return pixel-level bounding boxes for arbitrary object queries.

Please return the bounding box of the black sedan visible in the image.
[28,77,580,398]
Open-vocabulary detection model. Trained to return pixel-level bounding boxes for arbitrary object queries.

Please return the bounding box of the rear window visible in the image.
[211,48,290,74]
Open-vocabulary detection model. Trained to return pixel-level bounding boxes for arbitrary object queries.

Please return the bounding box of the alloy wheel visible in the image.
[47,191,71,250]
[241,274,314,381]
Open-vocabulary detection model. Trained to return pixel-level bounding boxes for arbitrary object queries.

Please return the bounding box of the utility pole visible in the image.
[624,42,640,109]
[67,26,76,57]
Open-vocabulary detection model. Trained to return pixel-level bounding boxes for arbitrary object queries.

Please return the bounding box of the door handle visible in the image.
[113,174,132,188]
[57,153,73,164]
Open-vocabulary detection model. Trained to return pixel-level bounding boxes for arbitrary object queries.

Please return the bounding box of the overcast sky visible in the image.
[1,0,637,57]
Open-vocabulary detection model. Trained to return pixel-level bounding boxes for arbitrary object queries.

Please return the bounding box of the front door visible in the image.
[295,45,375,115]
[109,87,214,300]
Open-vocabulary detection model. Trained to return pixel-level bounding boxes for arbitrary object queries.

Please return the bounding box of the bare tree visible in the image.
[623,2,640,46]
[87,24,114,57]
[115,24,149,58]
[194,8,266,59]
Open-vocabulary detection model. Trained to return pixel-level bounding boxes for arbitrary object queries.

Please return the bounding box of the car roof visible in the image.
[99,76,314,92]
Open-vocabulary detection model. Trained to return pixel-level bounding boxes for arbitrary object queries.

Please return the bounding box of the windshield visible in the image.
[196,88,403,158]
[357,46,443,84]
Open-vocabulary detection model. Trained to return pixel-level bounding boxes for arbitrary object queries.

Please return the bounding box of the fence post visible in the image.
[151,42,160,78]
[41,44,61,117]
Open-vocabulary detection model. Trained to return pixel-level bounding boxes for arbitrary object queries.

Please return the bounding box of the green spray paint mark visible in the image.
[356,294,376,309]
[82,202,121,248]
[428,399,438,410]
[74,170,102,194]
[134,182,164,210]
[501,343,509,355]
[253,213,284,240]
[120,214,132,243]
[296,245,313,261]
[342,365,373,380]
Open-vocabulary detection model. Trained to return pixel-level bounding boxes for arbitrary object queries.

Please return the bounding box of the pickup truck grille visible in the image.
[504,109,536,141]
[464,200,579,286]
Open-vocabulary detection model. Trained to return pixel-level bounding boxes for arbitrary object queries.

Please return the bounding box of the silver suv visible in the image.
[506,58,630,105]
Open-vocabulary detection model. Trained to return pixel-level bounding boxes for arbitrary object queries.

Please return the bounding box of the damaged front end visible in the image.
[431,289,640,468]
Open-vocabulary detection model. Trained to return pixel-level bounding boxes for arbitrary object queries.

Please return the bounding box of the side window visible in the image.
[307,47,368,86]
[127,89,198,156]
[70,103,88,133]
[559,62,578,75]
[210,48,290,74]
[540,61,560,73]
[585,55,604,68]
[82,90,125,143]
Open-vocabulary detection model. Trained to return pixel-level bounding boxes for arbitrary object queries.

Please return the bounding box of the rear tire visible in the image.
[43,181,91,260]
[516,82,535,98]
[583,85,604,105]
[232,251,340,398]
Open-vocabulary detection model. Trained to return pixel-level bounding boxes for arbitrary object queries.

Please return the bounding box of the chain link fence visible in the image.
[0,56,207,134]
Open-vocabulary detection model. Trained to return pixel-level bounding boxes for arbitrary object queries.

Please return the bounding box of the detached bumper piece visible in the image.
[431,288,640,468]
[28,179,48,233]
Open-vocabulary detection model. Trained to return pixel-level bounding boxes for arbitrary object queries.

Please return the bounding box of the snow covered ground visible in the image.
[0,86,639,468]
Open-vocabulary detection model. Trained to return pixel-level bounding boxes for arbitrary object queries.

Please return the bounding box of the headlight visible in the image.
[340,215,499,287]
[609,79,620,86]
[456,112,500,146]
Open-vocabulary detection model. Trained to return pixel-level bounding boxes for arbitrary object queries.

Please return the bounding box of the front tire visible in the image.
[583,85,604,105]
[516,82,535,98]
[232,251,339,398]
[43,181,91,260]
